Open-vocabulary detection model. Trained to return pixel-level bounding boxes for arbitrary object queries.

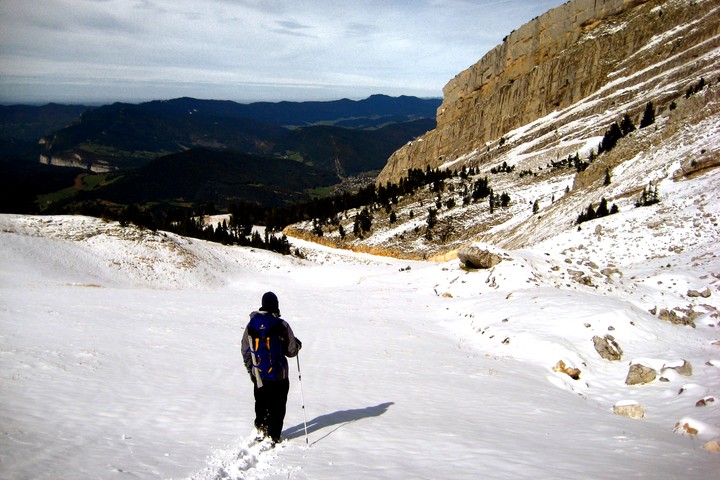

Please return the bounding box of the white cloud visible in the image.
[0,0,564,104]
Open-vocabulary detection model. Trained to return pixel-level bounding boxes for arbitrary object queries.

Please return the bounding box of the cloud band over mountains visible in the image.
[0,0,562,104]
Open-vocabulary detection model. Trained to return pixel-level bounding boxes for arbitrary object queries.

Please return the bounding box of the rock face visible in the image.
[377,0,720,186]
[39,153,115,173]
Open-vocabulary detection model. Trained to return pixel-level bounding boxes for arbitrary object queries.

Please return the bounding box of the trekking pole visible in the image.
[296,354,309,446]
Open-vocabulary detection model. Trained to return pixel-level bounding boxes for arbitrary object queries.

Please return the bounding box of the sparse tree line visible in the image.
[300,164,515,243]
[515,104,654,179]
[575,77,715,224]
[99,165,492,252]
[574,181,660,226]
[576,197,619,225]
[117,202,292,254]
[521,98,663,180]
[577,76,712,176]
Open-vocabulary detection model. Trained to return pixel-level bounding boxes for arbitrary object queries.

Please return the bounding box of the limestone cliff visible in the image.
[377,0,720,186]
[39,153,115,173]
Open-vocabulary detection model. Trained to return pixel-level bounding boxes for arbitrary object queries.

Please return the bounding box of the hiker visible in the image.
[242,292,301,444]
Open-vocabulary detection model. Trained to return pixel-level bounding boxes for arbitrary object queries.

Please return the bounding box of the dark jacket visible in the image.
[241,310,300,381]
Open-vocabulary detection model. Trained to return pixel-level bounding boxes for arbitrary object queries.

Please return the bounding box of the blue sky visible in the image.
[0,0,563,104]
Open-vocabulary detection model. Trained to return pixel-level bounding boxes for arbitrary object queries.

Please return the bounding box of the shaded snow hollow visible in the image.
[1,162,719,480]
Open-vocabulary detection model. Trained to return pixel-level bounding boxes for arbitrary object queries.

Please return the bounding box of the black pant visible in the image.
[253,378,289,442]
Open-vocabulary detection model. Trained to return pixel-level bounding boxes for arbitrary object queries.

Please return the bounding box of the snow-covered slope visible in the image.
[1,186,719,479]
[289,51,720,260]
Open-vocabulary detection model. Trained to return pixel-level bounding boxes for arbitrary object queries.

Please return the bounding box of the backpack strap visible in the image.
[247,330,264,388]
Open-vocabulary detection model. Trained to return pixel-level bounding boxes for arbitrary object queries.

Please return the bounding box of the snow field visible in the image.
[1,210,719,479]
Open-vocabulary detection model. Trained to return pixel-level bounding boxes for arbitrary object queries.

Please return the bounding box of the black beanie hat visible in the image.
[261,291,280,315]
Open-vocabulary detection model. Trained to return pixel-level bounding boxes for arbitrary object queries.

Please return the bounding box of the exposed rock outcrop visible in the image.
[687,287,712,298]
[658,307,700,327]
[39,153,115,173]
[377,0,720,186]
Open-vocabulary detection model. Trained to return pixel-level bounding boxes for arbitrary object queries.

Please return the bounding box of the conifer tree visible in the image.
[596,197,609,217]
[426,208,438,230]
[636,183,660,207]
[312,219,323,237]
[640,102,655,128]
[353,208,372,237]
[598,122,622,154]
[620,113,636,136]
[578,203,596,223]
[500,192,511,208]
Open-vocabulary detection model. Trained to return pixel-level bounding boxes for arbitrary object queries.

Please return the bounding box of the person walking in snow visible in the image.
[242,292,301,444]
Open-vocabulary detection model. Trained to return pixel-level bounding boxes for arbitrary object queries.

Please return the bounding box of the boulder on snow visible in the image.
[593,334,623,361]
[613,401,645,419]
[687,287,711,298]
[657,308,698,327]
[625,363,657,385]
[601,267,623,278]
[703,439,720,453]
[661,359,693,377]
[672,154,720,180]
[553,360,581,380]
[673,421,699,436]
[458,244,505,269]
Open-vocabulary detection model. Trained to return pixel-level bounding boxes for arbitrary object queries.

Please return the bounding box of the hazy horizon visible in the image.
[0,91,443,107]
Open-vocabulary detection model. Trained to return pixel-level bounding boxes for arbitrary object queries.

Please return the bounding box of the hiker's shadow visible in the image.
[283,402,394,445]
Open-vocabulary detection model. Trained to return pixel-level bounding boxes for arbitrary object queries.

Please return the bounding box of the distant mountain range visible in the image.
[137,94,440,127]
[0,95,440,212]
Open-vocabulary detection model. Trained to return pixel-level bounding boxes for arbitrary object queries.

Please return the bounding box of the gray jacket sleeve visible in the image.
[241,325,252,373]
[282,320,300,358]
